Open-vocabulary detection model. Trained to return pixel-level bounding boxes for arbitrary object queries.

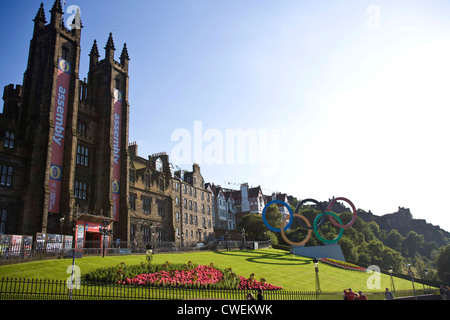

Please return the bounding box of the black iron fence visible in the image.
[0,240,272,265]
[0,278,317,300]
[0,278,439,301]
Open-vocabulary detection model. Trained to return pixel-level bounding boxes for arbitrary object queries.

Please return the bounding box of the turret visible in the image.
[89,39,100,69]
[120,43,130,71]
[50,0,63,28]
[33,3,46,34]
[2,84,22,120]
[69,7,83,38]
[105,32,116,64]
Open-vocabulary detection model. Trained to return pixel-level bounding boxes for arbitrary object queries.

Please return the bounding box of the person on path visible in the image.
[357,291,368,300]
[343,288,356,300]
[385,288,394,300]
[440,285,446,300]
[257,288,264,300]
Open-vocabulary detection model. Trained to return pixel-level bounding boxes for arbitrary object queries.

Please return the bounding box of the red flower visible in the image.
[121,264,282,290]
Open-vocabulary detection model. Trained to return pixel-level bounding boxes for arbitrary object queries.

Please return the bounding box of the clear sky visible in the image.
[1,0,450,232]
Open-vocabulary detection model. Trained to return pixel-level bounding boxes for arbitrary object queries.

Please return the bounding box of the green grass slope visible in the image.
[0,248,416,293]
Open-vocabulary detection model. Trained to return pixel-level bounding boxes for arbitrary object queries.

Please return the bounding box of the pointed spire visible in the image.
[120,43,130,70]
[90,40,100,57]
[105,32,116,63]
[105,32,116,51]
[51,0,63,14]
[33,3,47,33]
[34,3,46,23]
[50,0,63,27]
[89,40,100,69]
[70,7,83,32]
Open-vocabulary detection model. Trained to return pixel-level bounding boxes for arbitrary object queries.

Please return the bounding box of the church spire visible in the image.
[70,7,83,32]
[50,0,63,27]
[105,32,116,63]
[33,3,46,33]
[120,43,130,70]
[89,39,100,69]
[51,0,63,13]
[34,3,46,22]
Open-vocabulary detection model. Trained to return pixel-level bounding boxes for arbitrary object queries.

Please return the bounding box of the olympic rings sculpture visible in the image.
[262,197,357,246]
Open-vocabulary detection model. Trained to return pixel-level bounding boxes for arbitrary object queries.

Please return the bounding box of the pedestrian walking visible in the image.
[357,290,368,300]
[246,292,255,300]
[343,288,356,300]
[257,288,264,300]
[440,285,446,300]
[385,288,394,300]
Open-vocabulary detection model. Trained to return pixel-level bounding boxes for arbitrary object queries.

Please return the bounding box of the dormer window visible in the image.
[155,158,163,172]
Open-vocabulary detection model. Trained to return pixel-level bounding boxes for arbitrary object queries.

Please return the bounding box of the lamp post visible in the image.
[388,266,396,292]
[150,223,158,252]
[180,232,184,249]
[407,264,417,300]
[69,221,77,300]
[313,258,321,297]
[172,166,184,249]
[99,220,113,258]
[424,268,429,293]
[225,230,230,251]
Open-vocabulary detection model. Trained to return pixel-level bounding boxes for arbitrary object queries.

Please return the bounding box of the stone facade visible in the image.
[0,1,130,246]
[171,164,214,248]
[0,1,215,249]
[128,145,174,248]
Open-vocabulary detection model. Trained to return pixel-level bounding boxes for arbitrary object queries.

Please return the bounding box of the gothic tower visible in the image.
[85,33,131,243]
[19,0,82,235]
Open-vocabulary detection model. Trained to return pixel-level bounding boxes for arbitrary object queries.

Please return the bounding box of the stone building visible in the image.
[128,144,174,249]
[172,164,214,247]
[205,183,236,231]
[0,1,215,250]
[0,1,130,248]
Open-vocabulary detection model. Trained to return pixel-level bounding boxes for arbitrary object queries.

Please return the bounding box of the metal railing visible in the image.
[0,278,317,300]
[0,240,272,264]
[0,278,439,300]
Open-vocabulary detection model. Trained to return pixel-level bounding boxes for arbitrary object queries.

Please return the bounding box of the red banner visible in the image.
[112,88,122,222]
[48,58,71,213]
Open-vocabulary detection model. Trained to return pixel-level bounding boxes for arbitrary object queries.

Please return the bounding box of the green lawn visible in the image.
[0,248,418,293]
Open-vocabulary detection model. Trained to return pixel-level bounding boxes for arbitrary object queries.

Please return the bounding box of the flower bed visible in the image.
[122,264,282,290]
[237,273,283,290]
[87,261,282,290]
[121,265,223,287]
[319,258,366,272]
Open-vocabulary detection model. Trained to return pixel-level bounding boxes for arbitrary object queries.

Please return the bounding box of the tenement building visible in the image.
[172,163,214,247]
[128,142,214,249]
[0,1,213,251]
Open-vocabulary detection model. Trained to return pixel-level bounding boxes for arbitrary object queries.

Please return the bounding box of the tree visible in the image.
[436,244,450,283]
[238,214,266,240]
[381,247,404,272]
[264,230,278,244]
[403,231,424,257]
[339,236,359,262]
[265,204,282,230]
[384,229,404,252]
[419,241,439,259]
